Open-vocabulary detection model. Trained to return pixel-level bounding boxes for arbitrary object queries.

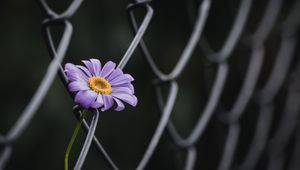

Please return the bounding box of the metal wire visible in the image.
[74,109,99,170]
[202,0,253,62]
[0,0,300,170]
[215,0,284,170]
[0,146,11,170]
[128,0,210,81]
[0,4,74,167]
[73,106,119,170]
[136,81,178,170]
[118,2,153,69]
[166,63,228,147]
[237,1,300,170]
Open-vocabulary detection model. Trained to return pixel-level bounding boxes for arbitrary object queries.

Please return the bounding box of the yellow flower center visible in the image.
[87,76,112,94]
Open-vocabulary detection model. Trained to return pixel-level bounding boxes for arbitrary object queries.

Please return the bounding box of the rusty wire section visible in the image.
[1,0,300,169]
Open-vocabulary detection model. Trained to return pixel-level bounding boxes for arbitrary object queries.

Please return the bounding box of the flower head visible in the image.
[64,59,137,111]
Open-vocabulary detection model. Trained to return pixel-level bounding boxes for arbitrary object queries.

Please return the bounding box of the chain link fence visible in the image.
[0,0,300,169]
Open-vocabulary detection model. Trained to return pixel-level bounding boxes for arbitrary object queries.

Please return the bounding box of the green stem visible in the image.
[64,109,88,170]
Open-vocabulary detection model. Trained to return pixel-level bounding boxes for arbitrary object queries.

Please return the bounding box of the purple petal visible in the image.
[91,94,104,109]
[111,93,137,107]
[110,74,134,86]
[82,60,94,75]
[113,83,135,93]
[113,98,125,111]
[100,61,116,78]
[90,59,101,76]
[112,86,134,94]
[76,65,92,77]
[75,90,98,108]
[125,83,135,93]
[65,63,88,81]
[101,95,114,111]
[68,81,89,92]
[107,68,123,81]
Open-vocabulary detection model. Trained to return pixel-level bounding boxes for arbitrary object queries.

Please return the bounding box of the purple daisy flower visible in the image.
[64,59,137,111]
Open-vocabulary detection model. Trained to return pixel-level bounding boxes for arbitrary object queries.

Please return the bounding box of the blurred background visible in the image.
[0,0,299,170]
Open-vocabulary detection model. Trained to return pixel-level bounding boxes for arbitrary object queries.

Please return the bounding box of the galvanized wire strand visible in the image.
[204,0,253,62]
[135,81,178,170]
[39,1,87,94]
[0,146,11,170]
[203,0,281,61]
[127,0,210,81]
[43,26,70,88]
[0,21,73,145]
[238,105,273,170]
[183,147,197,170]
[228,47,264,122]
[238,1,300,169]
[0,0,83,146]
[80,120,119,170]
[239,34,298,170]
[251,0,283,46]
[39,0,86,94]
[166,0,209,79]
[153,64,227,170]
[217,46,264,170]
[117,4,153,69]
[72,106,119,170]
[217,123,240,170]
[267,94,300,170]
[0,1,82,168]
[126,1,213,169]
[38,0,84,19]
[127,11,164,78]
[266,59,300,170]
[37,0,59,17]
[161,0,209,81]
[167,63,228,147]
[258,37,297,104]
[59,0,84,18]
[74,109,99,170]
[216,0,284,168]
[0,22,71,167]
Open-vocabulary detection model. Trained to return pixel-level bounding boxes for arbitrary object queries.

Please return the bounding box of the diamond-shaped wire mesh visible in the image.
[0,0,300,169]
